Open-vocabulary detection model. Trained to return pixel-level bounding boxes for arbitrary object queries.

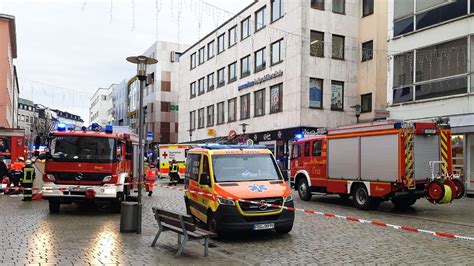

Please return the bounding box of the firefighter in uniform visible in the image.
[145,163,158,196]
[20,160,35,201]
[10,157,25,194]
[169,159,179,186]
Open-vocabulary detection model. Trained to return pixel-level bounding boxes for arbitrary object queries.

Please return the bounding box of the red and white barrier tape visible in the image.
[2,182,474,241]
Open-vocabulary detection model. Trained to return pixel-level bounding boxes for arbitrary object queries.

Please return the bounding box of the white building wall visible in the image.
[89,86,113,126]
[178,0,359,143]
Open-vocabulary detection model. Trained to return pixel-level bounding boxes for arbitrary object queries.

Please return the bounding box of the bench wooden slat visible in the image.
[161,223,208,239]
[154,208,194,223]
[157,214,196,232]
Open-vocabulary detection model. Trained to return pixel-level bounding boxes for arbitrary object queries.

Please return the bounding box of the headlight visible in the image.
[44,174,55,182]
[103,176,112,182]
[217,197,235,206]
[285,195,293,202]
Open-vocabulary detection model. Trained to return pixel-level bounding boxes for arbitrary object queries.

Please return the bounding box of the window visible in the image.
[228,98,237,122]
[174,52,183,62]
[270,83,283,113]
[190,82,196,98]
[271,39,283,65]
[198,47,205,65]
[190,53,196,69]
[217,34,225,54]
[255,6,266,31]
[292,144,301,158]
[185,153,200,181]
[361,93,372,113]
[332,34,345,60]
[207,73,215,91]
[309,78,323,108]
[254,89,265,117]
[393,51,414,88]
[361,40,373,61]
[26,116,29,123]
[310,31,324,57]
[189,111,196,130]
[416,0,467,31]
[312,141,323,157]
[304,142,310,157]
[362,0,373,16]
[311,0,324,10]
[241,16,251,40]
[240,94,250,120]
[228,26,237,47]
[255,47,266,72]
[207,105,214,127]
[228,62,237,82]
[217,101,225,124]
[198,77,205,95]
[202,155,210,176]
[217,67,225,87]
[241,55,251,78]
[332,0,345,14]
[207,41,215,59]
[331,81,344,111]
[271,0,283,22]
[198,108,205,128]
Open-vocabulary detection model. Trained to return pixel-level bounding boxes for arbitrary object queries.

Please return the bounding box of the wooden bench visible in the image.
[151,207,216,257]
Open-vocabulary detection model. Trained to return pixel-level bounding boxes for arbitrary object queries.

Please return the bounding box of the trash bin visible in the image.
[120,201,138,233]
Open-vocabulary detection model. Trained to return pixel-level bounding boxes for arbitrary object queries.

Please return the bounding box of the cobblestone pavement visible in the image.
[1,178,474,265]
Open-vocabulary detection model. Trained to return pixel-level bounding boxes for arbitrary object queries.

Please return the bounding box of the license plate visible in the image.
[253,223,274,230]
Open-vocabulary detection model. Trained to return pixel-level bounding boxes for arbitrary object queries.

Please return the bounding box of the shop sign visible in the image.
[238,70,283,91]
[208,128,216,137]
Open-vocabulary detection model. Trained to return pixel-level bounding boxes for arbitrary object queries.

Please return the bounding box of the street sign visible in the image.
[170,105,179,111]
[147,131,153,141]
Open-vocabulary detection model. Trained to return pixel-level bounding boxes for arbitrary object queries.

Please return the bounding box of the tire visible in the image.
[207,211,220,239]
[297,178,312,201]
[452,178,465,199]
[49,200,60,214]
[352,184,377,210]
[275,224,293,234]
[391,197,417,209]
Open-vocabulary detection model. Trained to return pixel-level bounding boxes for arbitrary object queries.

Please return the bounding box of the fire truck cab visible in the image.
[0,128,26,166]
[290,121,465,210]
[41,124,139,213]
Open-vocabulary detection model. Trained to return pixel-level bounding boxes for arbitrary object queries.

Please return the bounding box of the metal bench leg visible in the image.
[204,237,209,257]
[151,227,162,247]
[175,235,188,257]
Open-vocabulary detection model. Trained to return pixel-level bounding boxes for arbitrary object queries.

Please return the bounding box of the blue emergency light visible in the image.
[90,123,100,131]
[294,133,303,140]
[57,123,67,131]
[105,125,113,134]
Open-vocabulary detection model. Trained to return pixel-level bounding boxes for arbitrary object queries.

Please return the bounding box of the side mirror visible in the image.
[282,170,289,181]
[199,172,210,186]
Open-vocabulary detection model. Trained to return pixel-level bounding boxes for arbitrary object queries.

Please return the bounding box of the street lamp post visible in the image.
[351,104,362,124]
[126,55,157,234]
[239,123,249,135]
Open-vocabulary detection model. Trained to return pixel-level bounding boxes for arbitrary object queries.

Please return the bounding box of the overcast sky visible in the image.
[1,0,252,123]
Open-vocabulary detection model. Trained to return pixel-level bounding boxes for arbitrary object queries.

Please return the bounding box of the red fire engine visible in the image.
[41,124,139,213]
[0,128,26,166]
[290,121,465,210]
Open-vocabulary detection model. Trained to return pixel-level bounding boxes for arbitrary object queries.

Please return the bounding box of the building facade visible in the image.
[89,86,114,126]
[125,41,187,144]
[386,0,474,195]
[0,14,18,128]
[17,98,36,147]
[112,79,129,126]
[179,0,383,165]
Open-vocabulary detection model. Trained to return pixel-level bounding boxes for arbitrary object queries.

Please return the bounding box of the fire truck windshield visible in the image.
[50,136,116,163]
[0,136,11,159]
[212,154,281,182]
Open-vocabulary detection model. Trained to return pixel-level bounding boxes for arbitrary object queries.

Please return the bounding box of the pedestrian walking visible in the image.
[145,163,158,196]
[169,159,179,186]
[20,160,35,201]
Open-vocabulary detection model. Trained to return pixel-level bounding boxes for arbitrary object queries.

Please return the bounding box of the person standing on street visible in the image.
[10,157,25,194]
[169,159,179,186]
[20,160,35,201]
[145,163,158,196]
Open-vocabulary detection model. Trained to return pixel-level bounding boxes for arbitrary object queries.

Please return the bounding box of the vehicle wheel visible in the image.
[352,184,376,210]
[275,224,293,234]
[391,197,416,209]
[207,211,220,239]
[49,200,60,214]
[297,178,312,201]
[452,178,465,199]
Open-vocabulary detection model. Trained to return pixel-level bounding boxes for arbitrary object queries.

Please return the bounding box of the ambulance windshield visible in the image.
[0,137,11,157]
[50,136,116,163]
[212,154,281,182]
